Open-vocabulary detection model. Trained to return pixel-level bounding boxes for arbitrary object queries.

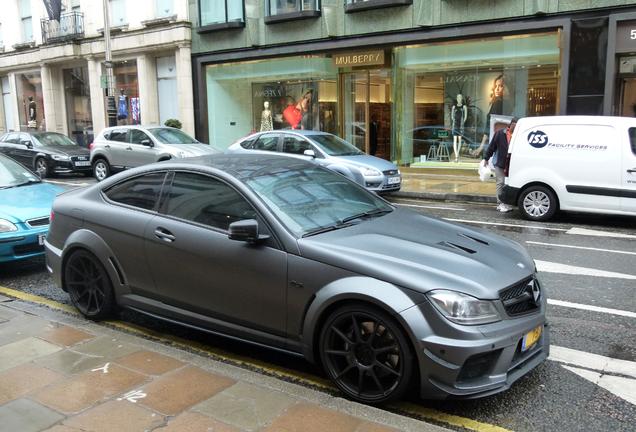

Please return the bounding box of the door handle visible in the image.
[154,227,175,242]
[628,168,636,173]
[104,145,110,149]
[126,146,133,150]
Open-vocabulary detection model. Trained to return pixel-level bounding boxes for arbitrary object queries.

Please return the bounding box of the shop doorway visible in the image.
[619,76,636,117]
[341,69,391,159]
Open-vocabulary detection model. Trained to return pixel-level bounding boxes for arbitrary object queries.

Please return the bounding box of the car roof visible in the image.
[250,130,330,138]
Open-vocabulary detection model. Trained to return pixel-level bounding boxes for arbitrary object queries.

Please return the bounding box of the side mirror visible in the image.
[21,140,33,148]
[141,139,153,147]
[303,149,316,158]
[228,219,269,244]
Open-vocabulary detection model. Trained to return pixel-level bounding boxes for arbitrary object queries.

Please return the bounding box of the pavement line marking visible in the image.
[527,241,636,256]
[566,227,636,239]
[561,365,636,406]
[535,260,636,280]
[0,285,511,432]
[443,218,567,231]
[547,299,636,318]
[44,180,92,187]
[395,203,467,211]
[549,345,636,379]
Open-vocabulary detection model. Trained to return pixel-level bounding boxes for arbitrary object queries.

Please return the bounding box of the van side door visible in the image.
[623,127,636,213]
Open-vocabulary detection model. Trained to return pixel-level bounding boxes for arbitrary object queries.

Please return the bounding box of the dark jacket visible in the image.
[483,128,510,169]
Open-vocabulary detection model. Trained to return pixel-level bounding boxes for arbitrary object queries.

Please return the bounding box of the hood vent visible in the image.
[437,241,476,254]
[458,233,489,246]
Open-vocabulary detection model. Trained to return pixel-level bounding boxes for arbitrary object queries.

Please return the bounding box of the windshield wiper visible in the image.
[16,180,41,187]
[302,221,357,238]
[341,208,393,224]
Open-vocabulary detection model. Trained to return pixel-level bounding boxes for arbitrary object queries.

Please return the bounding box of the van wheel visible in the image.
[518,186,557,221]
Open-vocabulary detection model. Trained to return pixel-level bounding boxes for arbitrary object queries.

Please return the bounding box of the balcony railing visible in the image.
[41,11,84,44]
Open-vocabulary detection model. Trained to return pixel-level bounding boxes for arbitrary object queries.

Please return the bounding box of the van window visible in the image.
[629,128,636,156]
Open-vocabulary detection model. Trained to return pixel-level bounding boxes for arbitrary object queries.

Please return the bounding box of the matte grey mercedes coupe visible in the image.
[45,153,548,404]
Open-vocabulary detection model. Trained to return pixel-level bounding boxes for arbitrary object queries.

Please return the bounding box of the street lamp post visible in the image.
[102,0,116,126]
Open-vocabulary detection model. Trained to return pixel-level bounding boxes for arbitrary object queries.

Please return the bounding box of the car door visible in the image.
[128,129,160,167]
[623,127,636,212]
[0,133,19,159]
[14,133,37,168]
[143,171,288,341]
[105,128,130,167]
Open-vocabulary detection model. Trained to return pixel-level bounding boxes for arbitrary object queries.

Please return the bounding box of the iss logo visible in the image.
[527,130,549,148]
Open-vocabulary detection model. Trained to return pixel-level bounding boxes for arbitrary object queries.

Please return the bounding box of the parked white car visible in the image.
[502,116,636,221]
[90,125,219,181]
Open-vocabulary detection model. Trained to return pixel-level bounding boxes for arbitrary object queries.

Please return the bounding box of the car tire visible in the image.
[35,158,49,178]
[63,249,116,320]
[518,185,558,222]
[319,303,414,404]
[93,158,110,182]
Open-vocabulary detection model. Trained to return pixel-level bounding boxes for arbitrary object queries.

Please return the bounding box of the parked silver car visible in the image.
[90,125,219,181]
[45,153,548,404]
[227,131,401,193]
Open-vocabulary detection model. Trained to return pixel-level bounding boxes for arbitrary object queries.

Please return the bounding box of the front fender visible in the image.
[325,163,364,186]
[301,276,422,363]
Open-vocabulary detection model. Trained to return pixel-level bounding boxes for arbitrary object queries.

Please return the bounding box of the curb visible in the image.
[392,191,497,204]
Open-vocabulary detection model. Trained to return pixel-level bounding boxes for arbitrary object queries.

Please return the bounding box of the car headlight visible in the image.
[51,155,70,161]
[360,167,382,177]
[0,219,18,233]
[427,290,501,325]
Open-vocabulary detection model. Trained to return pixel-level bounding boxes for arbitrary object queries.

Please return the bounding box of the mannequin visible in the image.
[260,101,273,131]
[472,74,505,156]
[117,89,129,122]
[27,96,37,128]
[451,94,468,162]
[298,89,313,130]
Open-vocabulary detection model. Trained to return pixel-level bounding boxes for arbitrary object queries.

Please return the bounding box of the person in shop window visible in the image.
[482,117,517,213]
[298,89,313,130]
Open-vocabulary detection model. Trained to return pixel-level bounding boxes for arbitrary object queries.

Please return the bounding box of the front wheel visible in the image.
[319,304,414,404]
[35,158,49,178]
[518,185,558,221]
[93,159,110,182]
[63,250,115,320]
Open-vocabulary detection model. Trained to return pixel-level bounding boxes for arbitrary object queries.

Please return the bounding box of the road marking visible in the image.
[117,389,147,403]
[548,299,636,318]
[562,366,636,405]
[535,260,636,280]
[566,227,636,239]
[527,241,636,256]
[91,362,110,374]
[443,218,567,231]
[396,203,467,211]
[0,285,511,432]
[550,345,636,379]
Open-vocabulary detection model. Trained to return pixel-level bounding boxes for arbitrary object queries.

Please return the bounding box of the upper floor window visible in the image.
[344,0,412,14]
[156,0,173,18]
[19,0,33,42]
[110,0,127,26]
[265,0,320,24]
[199,0,244,31]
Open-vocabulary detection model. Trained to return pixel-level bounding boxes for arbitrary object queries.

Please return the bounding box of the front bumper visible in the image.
[44,238,64,288]
[501,185,520,206]
[365,174,401,193]
[0,226,48,263]
[401,297,548,399]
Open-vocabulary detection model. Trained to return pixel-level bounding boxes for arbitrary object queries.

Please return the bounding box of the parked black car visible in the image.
[0,131,91,178]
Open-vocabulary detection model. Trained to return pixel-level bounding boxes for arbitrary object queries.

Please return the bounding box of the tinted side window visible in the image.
[253,134,279,151]
[105,172,167,210]
[109,129,128,142]
[163,172,256,231]
[5,133,20,144]
[630,128,636,156]
[282,136,313,155]
[130,129,151,145]
[240,137,256,149]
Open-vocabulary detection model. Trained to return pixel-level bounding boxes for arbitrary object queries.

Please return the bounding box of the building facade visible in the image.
[0,0,194,146]
[191,0,636,166]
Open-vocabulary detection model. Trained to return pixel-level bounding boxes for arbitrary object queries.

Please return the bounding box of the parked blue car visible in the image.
[0,154,65,263]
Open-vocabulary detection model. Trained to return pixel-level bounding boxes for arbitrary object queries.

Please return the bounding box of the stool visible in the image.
[436,143,450,161]
[427,144,439,161]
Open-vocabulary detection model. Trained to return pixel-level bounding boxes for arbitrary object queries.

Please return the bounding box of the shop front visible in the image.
[203,30,561,166]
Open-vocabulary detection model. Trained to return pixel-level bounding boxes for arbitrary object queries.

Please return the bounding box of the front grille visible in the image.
[14,243,44,255]
[71,155,89,162]
[500,277,540,316]
[383,169,398,176]
[26,217,50,228]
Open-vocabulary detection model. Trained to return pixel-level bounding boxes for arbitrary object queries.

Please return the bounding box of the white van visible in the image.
[502,116,636,221]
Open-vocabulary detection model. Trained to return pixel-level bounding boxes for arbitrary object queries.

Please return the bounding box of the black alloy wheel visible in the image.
[319,304,414,404]
[64,250,115,320]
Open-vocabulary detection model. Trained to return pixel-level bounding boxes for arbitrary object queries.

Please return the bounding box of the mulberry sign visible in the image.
[333,51,384,67]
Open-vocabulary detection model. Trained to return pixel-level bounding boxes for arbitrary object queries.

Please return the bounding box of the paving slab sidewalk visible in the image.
[0,296,450,432]
[396,171,497,204]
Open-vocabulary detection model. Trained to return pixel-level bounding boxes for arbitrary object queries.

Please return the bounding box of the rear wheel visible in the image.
[319,304,414,404]
[518,185,558,221]
[93,158,110,182]
[35,158,49,178]
[63,250,115,320]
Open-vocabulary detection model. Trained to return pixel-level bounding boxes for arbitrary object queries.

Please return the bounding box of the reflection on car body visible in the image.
[45,153,548,404]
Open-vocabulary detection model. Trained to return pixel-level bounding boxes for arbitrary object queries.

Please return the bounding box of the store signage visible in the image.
[333,51,384,67]
[616,21,636,52]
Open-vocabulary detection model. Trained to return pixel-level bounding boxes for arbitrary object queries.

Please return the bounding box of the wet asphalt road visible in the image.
[1,177,635,432]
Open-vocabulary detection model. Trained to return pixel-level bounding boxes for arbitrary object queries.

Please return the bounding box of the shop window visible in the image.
[265,0,320,24]
[63,67,93,147]
[345,0,412,14]
[198,0,244,31]
[16,72,43,131]
[113,60,140,125]
[19,0,33,42]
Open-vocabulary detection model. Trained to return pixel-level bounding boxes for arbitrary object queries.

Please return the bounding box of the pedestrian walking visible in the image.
[482,117,517,212]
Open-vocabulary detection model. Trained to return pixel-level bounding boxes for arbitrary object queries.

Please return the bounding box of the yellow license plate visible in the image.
[521,325,542,352]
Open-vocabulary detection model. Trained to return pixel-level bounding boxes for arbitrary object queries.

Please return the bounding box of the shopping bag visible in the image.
[479,161,495,182]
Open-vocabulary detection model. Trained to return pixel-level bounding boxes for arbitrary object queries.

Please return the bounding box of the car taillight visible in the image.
[50,210,55,223]
[504,153,511,177]
[89,142,94,150]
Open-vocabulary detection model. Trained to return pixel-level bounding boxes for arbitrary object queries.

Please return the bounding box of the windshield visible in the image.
[309,134,364,156]
[32,132,76,147]
[0,156,40,188]
[245,166,393,237]
[149,128,199,144]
